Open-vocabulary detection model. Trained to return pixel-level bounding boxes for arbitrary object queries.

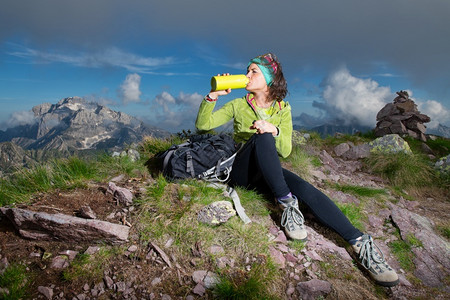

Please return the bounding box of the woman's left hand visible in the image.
[250,120,278,136]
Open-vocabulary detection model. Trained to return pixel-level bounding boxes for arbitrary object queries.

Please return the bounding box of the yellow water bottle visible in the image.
[211,75,249,91]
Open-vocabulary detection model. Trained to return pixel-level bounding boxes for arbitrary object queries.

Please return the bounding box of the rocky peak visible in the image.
[1,96,170,153]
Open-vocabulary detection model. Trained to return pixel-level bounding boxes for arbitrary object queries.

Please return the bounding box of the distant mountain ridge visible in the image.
[428,124,450,138]
[294,122,450,138]
[0,97,170,151]
[293,123,372,138]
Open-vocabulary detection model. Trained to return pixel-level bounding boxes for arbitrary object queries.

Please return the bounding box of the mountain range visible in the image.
[0,97,170,173]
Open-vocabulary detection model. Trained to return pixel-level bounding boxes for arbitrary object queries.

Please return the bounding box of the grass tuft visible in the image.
[333,183,387,198]
[364,152,437,189]
[213,260,281,300]
[0,263,31,299]
[62,247,120,284]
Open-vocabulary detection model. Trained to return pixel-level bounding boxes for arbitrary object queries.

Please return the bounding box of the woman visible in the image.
[195,53,399,287]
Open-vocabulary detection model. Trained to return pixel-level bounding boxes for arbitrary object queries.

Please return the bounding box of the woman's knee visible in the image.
[254,133,275,147]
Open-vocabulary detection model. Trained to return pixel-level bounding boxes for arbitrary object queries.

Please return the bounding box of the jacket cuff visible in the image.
[274,127,280,137]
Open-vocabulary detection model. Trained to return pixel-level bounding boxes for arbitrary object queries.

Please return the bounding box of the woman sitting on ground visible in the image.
[195,52,399,287]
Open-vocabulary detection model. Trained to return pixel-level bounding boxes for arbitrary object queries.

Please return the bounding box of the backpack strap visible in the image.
[186,151,195,177]
[207,182,251,224]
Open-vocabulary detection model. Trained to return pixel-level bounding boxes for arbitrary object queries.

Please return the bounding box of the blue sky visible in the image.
[1,0,449,133]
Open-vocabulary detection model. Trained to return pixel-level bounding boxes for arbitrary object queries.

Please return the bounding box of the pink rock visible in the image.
[269,246,286,268]
[193,283,205,296]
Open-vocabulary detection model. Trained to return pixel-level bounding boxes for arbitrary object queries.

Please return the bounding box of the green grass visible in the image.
[0,263,31,299]
[62,247,120,284]
[0,154,145,207]
[403,136,450,158]
[134,175,284,297]
[436,224,450,240]
[389,240,415,272]
[282,145,317,179]
[389,231,422,272]
[364,152,438,189]
[213,260,281,300]
[136,177,275,257]
[333,183,387,198]
[335,202,366,232]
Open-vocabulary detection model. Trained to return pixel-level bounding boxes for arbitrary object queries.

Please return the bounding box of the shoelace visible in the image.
[357,235,387,271]
[281,206,304,231]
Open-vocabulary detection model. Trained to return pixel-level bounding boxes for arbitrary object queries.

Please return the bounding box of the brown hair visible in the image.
[268,54,288,102]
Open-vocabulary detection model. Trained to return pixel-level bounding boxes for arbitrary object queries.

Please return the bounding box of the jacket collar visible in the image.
[246,93,283,113]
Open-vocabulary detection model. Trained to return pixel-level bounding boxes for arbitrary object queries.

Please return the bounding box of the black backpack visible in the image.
[158,134,237,181]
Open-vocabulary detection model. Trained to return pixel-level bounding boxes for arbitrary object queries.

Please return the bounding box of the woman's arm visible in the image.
[274,103,293,158]
[195,95,235,131]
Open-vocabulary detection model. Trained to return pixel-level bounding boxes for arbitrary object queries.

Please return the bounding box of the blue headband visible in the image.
[248,54,278,86]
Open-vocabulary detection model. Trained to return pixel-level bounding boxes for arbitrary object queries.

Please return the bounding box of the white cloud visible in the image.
[119,73,141,104]
[314,67,392,127]
[6,110,37,127]
[7,44,176,74]
[417,99,450,129]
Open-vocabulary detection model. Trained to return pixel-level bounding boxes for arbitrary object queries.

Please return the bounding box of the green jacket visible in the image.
[195,93,293,158]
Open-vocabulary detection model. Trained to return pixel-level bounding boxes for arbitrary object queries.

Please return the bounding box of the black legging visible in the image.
[229,133,362,242]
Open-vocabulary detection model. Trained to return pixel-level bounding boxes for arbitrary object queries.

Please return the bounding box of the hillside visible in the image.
[0,132,449,299]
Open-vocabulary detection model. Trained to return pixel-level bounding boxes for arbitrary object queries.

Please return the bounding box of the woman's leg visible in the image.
[229,134,306,240]
[282,168,362,242]
[229,133,290,198]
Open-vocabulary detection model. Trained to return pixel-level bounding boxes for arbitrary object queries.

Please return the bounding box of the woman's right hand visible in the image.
[209,73,232,99]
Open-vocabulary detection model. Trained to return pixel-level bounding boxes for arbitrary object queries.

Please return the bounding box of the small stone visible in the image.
[151,277,161,286]
[50,256,69,269]
[77,206,97,219]
[104,275,114,289]
[115,281,126,292]
[59,250,78,261]
[285,253,298,263]
[38,286,53,300]
[84,246,100,255]
[269,246,286,268]
[127,245,138,252]
[193,283,205,296]
[192,270,207,284]
[204,272,219,289]
[296,279,332,299]
[286,286,296,296]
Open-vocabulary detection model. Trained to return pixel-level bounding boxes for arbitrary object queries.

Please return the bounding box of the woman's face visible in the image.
[246,63,268,93]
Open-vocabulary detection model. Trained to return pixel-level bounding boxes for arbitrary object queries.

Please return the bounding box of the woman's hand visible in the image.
[250,120,278,136]
[209,73,232,99]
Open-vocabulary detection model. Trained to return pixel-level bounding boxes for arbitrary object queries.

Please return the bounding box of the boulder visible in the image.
[0,207,129,244]
[435,155,450,174]
[390,206,450,288]
[369,134,412,154]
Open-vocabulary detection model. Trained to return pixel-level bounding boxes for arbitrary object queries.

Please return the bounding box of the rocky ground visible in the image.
[0,144,449,299]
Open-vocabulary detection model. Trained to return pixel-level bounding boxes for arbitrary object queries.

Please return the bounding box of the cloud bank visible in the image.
[312,67,392,127]
[418,100,450,129]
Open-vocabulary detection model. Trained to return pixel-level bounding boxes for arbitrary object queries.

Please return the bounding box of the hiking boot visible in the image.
[278,195,307,241]
[352,234,399,287]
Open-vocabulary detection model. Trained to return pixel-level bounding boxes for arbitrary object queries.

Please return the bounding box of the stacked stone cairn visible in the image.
[375,91,431,141]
